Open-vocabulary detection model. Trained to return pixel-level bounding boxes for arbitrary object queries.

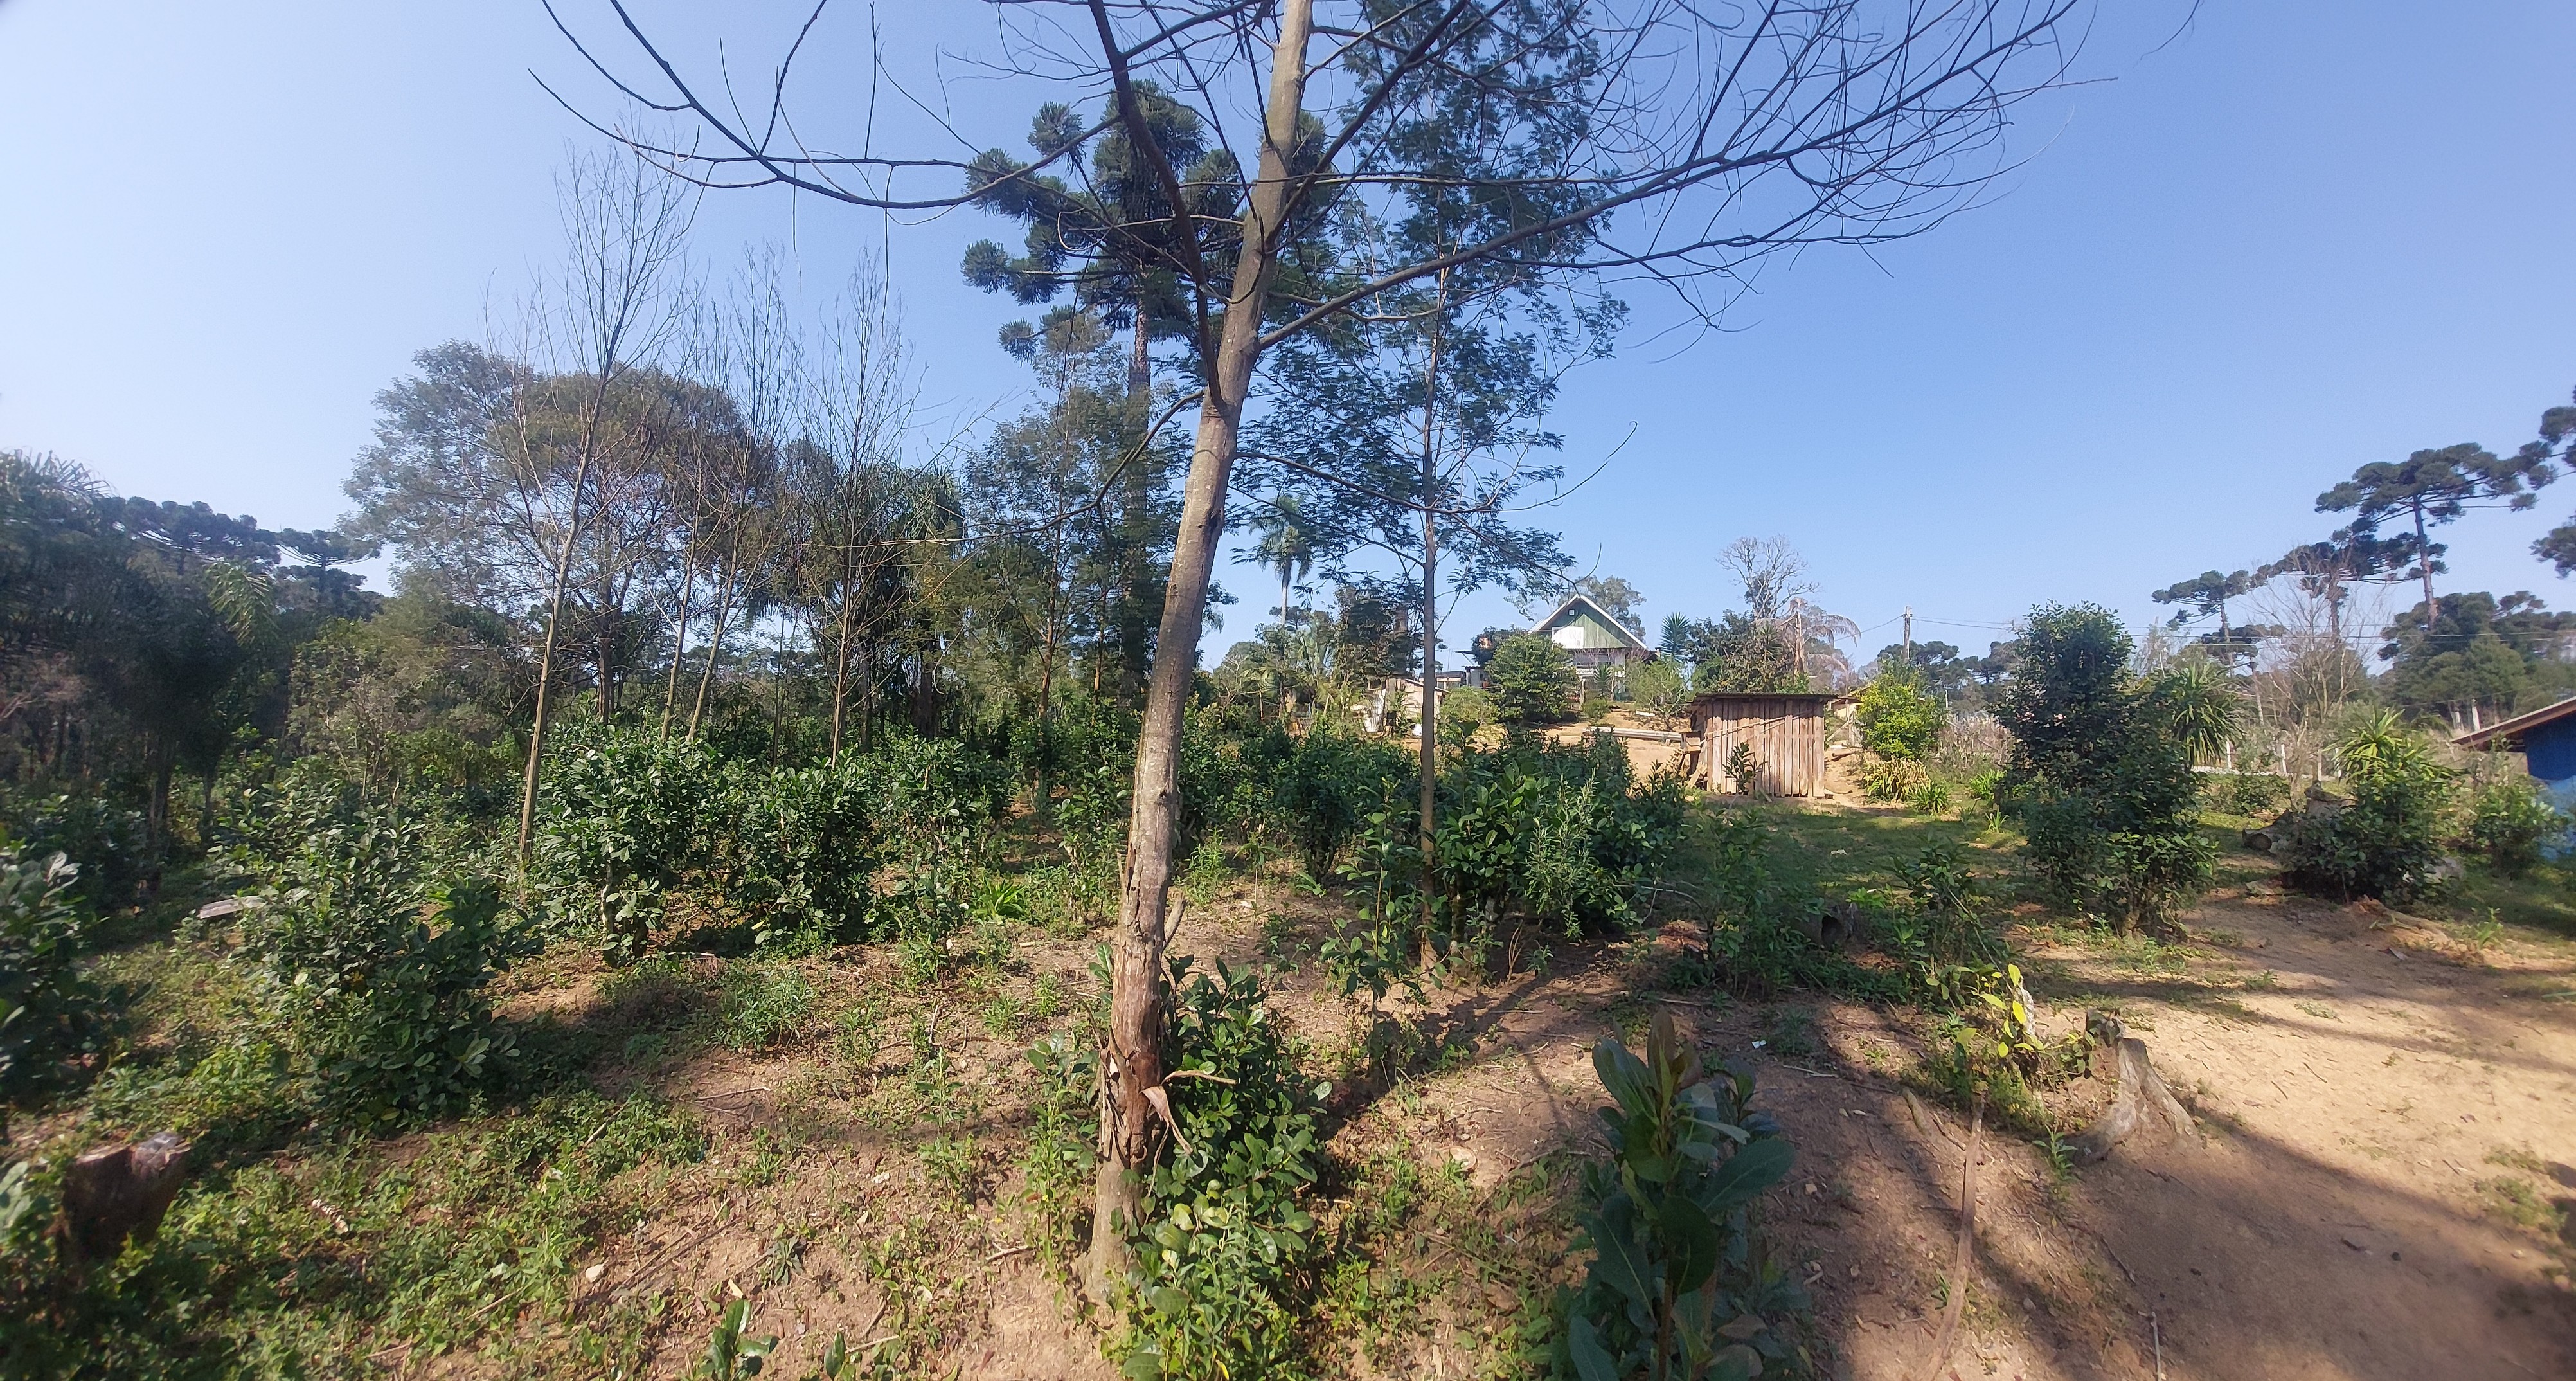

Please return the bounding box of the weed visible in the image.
[2294,1000,2339,1021]
[717,962,816,1051]
[920,1133,981,1207]
[833,993,886,1067]
[1762,1007,1816,1058]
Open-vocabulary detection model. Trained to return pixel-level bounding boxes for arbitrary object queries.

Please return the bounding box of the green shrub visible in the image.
[256,878,532,1129]
[0,793,151,912]
[0,849,101,1105]
[2284,714,2456,901]
[1435,685,1499,750]
[1115,960,1323,1381]
[2465,776,2564,878]
[722,757,881,947]
[1999,605,2215,932]
[1557,1012,1805,1380]
[1627,658,1690,728]
[2215,772,2289,817]
[1879,841,2009,1007]
[1856,673,1942,761]
[1273,730,1409,878]
[1419,741,1687,959]
[531,727,720,961]
[1488,634,1580,725]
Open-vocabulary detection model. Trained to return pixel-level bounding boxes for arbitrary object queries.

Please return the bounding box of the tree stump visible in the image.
[59,1132,190,1264]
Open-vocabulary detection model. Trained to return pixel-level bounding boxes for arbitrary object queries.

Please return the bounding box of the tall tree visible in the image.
[2151,568,2259,663]
[2519,386,2576,573]
[1242,492,1316,624]
[562,0,2091,1299]
[2317,442,2554,620]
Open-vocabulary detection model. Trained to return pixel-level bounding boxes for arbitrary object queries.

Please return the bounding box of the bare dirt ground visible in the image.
[449,819,2575,1380]
[1357,864,2576,1380]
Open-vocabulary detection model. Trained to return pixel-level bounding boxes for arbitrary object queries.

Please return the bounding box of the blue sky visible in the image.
[4,1,2572,665]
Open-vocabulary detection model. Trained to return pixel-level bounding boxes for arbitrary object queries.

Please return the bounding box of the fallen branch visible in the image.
[1913,1094,1983,1381]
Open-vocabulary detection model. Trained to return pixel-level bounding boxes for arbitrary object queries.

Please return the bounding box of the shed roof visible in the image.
[1527,592,1655,654]
[2453,694,2576,750]
[1688,690,1838,707]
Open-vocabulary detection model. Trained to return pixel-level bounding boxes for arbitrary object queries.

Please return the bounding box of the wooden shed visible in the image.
[1687,692,1835,797]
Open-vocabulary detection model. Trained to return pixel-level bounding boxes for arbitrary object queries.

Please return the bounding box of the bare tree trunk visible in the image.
[829,593,856,763]
[1415,285,1446,957]
[1033,559,1066,813]
[1086,0,1314,1304]
[686,557,737,741]
[659,556,697,740]
[517,447,595,859]
[2413,503,2437,627]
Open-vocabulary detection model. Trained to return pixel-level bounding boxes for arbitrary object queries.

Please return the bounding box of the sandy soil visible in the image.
[1392,879,2576,1380]
[465,842,2576,1379]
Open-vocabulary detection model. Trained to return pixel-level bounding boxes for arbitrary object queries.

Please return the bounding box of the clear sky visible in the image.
[4,1,2572,667]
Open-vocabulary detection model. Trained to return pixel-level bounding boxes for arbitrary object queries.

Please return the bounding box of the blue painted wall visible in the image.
[2525,717,2576,784]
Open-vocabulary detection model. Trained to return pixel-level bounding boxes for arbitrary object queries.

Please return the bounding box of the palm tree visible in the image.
[1244,494,1314,626]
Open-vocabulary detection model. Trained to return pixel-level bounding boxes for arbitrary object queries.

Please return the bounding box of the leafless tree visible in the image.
[547,0,2089,1296]
[510,149,695,858]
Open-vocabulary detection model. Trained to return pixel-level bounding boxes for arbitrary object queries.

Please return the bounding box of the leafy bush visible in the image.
[2212,771,2288,816]
[1856,673,1942,761]
[0,793,151,912]
[1878,841,2008,1007]
[1420,741,1688,962]
[1116,960,1323,1381]
[256,875,532,1129]
[1488,634,1580,725]
[2465,775,2564,878]
[0,849,101,1105]
[2284,713,2456,901]
[1628,658,1690,727]
[1999,605,2215,932]
[720,757,881,947]
[1273,730,1409,878]
[1435,685,1499,750]
[1557,1012,1805,1380]
[1723,743,1758,797]
[531,727,720,961]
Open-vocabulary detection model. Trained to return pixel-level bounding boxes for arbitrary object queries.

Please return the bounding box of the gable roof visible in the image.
[2453,694,2576,749]
[1527,592,1654,654]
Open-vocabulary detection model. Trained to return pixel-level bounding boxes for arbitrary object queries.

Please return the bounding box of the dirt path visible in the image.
[1382,883,2576,1380]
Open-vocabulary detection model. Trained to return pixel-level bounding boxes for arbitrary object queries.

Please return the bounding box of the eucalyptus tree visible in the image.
[1240,241,1587,940]
[557,0,2094,1295]
[969,309,1128,734]
[2318,442,2554,620]
[674,258,803,741]
[791,271,929,760]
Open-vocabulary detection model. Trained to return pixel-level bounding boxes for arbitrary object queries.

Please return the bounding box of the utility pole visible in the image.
[1901,607,1913,669]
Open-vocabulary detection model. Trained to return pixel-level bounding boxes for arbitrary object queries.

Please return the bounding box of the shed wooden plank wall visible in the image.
[1693,698,1827,797]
